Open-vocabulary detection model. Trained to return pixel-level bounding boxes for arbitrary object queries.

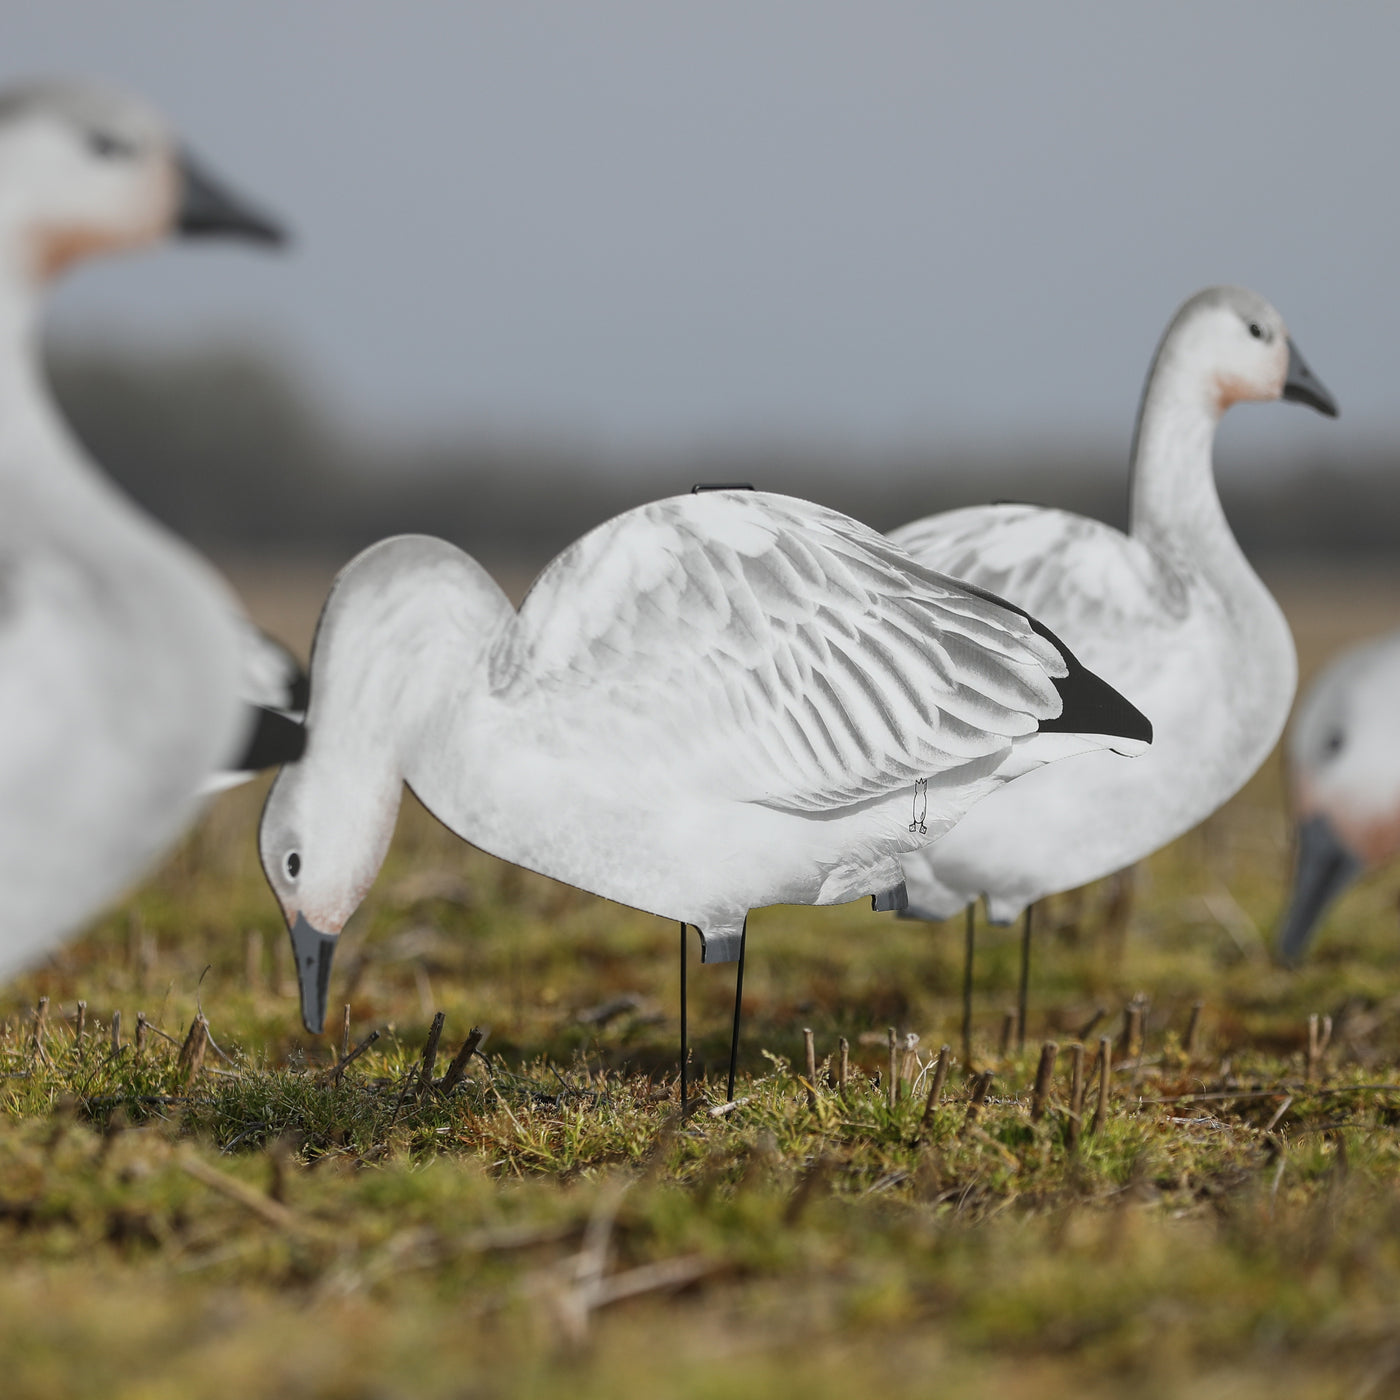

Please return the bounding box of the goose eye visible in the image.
[1323,730,1344,758]
[285,852,301,879]
[86,129,137,160]
[1248,322,1263,340]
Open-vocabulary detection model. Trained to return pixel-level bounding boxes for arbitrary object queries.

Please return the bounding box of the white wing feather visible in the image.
[492,491,1072,815]
[890,504,1185,685]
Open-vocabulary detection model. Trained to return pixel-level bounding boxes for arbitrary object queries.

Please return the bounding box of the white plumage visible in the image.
[0,79,285,979]
[1277,629,1400,962]
[888,286,1337,923]
[260,490,1151,1033]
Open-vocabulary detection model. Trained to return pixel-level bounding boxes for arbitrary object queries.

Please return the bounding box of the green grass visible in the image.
[2,746,1400,1399]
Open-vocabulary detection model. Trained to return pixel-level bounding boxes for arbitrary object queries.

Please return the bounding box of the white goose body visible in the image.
[261,491,1153,1029]
[889,287,1335,922]
[0,79,286,976]
[0,332,247,976]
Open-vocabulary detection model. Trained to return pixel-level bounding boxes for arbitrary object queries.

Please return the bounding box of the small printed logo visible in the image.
[909,777,928,835]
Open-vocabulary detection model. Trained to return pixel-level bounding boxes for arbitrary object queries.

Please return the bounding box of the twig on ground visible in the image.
[1067,1042,1085,1147]
[1184,999,1204,1060]
[415,1011,446,1097]
[176,1014,209,1085]
[1031,1041,1058,1122]
[320,1029,382,1085]
[30,998,49,1066]
[962,1071,993,1134]
[709,1096,749,1118]
[1264,1095,1294,1134]
[1306,1013,1334,1084]
[1091,1035,1112,1134]
[920,1045,952,1131]
[179,1150,316,1238]
[438,1027,486,1096]
[1075,1007,1107,1043]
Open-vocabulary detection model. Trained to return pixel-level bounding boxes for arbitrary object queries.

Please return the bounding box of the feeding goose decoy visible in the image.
[886,286,1338,1047]
[1276,629,1400,964]
[260,489,1151,1097]
[0,78,299,980]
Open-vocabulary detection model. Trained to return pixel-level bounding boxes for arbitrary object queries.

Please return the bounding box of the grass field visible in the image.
[0,561,1399,1400]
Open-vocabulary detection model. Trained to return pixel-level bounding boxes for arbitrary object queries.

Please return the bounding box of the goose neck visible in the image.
[309,541,514,803]
[1127,361,1231,561]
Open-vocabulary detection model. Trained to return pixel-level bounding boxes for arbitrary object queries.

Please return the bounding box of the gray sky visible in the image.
[7,2,1396,467]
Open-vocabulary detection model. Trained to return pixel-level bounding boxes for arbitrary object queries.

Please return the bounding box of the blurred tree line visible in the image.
[47,341,1393,568]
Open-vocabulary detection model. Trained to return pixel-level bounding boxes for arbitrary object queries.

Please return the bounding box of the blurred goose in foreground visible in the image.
[260,489,1151,1094]
[0,78,304,783]
[0,79,300,979]
[887,286,1337,1041]
[1276,629,1400,963]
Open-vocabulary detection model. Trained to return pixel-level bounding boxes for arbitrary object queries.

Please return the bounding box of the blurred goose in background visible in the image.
[887,286,1337,1043]
[1276,629,1400,963]
[260,489,1151,1095]
[0,78,306,779]
[0,78,300,979]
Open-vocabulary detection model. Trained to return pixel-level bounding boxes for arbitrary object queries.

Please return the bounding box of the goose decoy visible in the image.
[203,624,309,793]
[260,489,1151,1096]
[1276,629,1400,963]
[886,286,1337,1045]
[0,78,299,981]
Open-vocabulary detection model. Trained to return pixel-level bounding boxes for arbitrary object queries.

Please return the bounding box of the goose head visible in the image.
[260,734,404,1037]
[1156,285,1337,421]
[0,78,283,285]
[1276,638,1400,964]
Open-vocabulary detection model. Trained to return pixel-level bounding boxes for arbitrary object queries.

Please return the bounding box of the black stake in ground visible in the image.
[726,917,749,1102]
[1017,905,1034,1051]
[679,922,689,1107]
[961,905,975,1069]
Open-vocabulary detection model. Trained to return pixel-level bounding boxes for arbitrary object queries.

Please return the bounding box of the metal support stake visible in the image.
[961,904,975,1070]
[726,917,748,1102]
[1017,903,1034,1052]
[679,922,688,1107]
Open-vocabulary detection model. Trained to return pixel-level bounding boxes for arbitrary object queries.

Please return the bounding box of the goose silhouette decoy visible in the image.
[1276,629,1400,963]
[260,489,1152,1094]
[0,78,299,981]
[886,286,1337,1045]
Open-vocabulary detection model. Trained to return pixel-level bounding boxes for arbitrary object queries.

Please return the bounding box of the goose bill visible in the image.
[1282,340,1339,418]
[1276,814,1362,964]
[177,150,286,244]
[288,913,337,1034]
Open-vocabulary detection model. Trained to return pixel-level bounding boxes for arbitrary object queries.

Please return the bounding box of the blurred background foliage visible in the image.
[46,338,1389,568]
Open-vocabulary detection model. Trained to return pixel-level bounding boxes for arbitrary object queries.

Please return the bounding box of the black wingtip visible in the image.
[234,705,307,773]
[1024,616,1153,744]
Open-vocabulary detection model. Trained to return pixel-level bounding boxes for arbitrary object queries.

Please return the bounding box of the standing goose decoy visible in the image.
[0,78,299,981]
[1276,629,1400,963]
[886,286,1338,1045]
[260,489,1152,1096]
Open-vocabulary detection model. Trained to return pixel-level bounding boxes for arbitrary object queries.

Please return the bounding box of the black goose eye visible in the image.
[1323,730,1345,758]
[1248,322,1263,340]
[285,852,301,880]
[86,129,138,160]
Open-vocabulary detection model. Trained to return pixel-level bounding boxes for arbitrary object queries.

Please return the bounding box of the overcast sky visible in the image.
[6,3,1396,469]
